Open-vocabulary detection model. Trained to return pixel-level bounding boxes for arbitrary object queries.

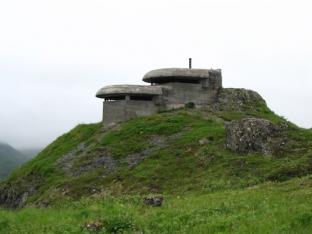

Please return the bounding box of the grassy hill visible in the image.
[0,88,311,233]
[0,143,27,181]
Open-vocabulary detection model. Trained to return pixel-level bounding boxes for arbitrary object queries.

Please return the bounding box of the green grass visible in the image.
[1,176,312,233]
[100,111,195,158]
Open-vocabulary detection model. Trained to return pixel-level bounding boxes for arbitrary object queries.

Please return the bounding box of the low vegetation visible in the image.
[1,176,312,233]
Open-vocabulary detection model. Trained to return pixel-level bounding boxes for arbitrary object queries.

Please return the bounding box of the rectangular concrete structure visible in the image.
[96,67,223,126]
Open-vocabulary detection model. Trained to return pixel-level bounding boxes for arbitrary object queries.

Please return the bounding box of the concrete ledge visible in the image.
[143,68,221,83]
[96,85,163,98]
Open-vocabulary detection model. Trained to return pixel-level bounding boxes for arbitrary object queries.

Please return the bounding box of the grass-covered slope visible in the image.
[1,89,311,209]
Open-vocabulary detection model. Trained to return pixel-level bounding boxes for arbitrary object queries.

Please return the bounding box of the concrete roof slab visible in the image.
[143,68,221,83]
[96,85,163,98]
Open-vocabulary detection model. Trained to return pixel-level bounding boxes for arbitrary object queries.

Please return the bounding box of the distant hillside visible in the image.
[19,148,42,160]
[0,143,27,180]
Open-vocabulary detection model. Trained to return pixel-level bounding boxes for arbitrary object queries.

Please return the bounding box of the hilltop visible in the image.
[1,88,311,210]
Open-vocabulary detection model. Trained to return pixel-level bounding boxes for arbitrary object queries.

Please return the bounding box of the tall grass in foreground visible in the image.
[1,176,312,234]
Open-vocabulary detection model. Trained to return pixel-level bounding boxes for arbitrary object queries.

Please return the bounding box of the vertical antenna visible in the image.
[189,58,192,69]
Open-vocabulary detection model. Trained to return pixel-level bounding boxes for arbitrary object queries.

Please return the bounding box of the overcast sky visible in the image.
[0,0,311,149]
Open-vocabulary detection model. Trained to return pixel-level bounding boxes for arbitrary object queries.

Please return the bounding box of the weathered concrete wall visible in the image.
[102,100,159,126]
[160,81,221,109]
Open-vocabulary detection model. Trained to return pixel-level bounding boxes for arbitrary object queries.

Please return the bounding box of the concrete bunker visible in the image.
[96,85,162,126]
[96,67,223,126]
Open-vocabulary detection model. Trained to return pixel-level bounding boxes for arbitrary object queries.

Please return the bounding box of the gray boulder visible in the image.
[225,118,283,155]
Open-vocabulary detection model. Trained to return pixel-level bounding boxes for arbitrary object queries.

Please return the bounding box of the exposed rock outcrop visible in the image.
[57,133,182,178]
[0,183,37,209]
[209,88,267,112]
[225,118,285,155]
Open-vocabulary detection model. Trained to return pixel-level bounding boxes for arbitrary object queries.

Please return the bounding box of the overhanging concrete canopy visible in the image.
[143,68,221,83]
[96,85,163,99]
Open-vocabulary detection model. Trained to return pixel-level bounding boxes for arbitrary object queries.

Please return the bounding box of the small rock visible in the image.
[199,138,210,145]
[84,220,104,232]
[143,195,163,207]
